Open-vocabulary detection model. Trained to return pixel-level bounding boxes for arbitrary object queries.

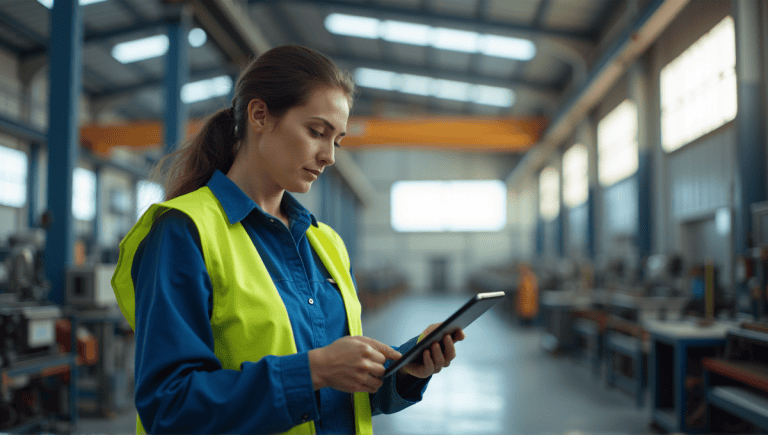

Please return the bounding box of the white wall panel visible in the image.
[668,126,734,220]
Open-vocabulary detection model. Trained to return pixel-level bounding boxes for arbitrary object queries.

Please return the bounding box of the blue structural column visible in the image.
[27,142,40,228]
[93,165,103,251]
[733,0,767,257]
[556,154,566,257]
[163,5,191,156]
[631,61,653,260]
[45,0,83,305]
[582,117,599,260]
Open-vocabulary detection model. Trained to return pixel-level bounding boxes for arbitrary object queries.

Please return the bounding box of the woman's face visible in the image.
[248,86,350,194]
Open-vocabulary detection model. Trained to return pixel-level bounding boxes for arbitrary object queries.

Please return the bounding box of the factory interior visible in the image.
[2,0,768,434]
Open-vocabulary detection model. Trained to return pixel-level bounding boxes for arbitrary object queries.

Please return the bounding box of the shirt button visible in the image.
[269,219,275,223]
[308,298,314,305]
[302,413,309,422]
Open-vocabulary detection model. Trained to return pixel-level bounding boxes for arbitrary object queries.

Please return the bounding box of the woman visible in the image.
[111,44,465,435]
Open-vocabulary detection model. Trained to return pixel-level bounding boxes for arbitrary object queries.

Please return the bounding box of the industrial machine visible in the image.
[66,264,118,308]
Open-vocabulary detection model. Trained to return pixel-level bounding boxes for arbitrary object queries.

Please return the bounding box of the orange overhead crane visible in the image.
[80,116,546,157]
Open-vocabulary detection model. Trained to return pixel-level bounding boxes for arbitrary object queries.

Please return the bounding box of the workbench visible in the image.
[645,319,734,433]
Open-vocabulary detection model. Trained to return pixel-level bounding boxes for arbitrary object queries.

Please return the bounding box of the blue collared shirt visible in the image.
[131,169,430,434]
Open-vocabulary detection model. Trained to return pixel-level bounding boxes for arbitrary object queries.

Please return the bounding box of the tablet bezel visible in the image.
[382,291,505,378]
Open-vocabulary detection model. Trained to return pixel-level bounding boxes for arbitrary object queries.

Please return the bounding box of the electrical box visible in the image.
[65,264,118,308]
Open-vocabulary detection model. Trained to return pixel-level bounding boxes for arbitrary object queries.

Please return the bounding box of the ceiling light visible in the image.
[433,79,470,101]
[38,0,108,8]
[432,28,479,53]
[325,13,536,61]
[325,13,379,39]
[112,35,169,64]
[379,21,431,46]
[471,85,515,107]
[354,68,397,91]
[400,74,432,96]
[480,35,536,60]
[188,28,207,48]
[181,76,233,104]
[353,68,514,107]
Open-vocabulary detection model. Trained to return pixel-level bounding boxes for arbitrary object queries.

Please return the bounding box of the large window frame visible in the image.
[597,100,638,187]
[390,180,507,232]
[661,16,736,153]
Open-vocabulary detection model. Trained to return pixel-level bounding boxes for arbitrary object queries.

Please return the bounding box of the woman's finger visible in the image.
[443,334,456,365]
[423,349,435,375]
[431,342,444,372]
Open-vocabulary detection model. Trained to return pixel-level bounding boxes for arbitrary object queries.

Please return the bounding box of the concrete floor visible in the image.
[74,293,654,435]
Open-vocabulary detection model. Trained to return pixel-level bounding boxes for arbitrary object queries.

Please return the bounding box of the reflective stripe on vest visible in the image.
[111,186,373,435]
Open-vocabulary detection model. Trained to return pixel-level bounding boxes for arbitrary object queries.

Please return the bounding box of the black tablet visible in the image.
[382,291,506,378]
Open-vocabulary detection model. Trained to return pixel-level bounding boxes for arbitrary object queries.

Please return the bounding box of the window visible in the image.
[0,145,27,208]
[391,180,507,232]
[661,16,736,152]
[73,168,96,221]
[539,166,560,221]
[136,181,165,221]
[598,100,638,186]
[563,144,588,208]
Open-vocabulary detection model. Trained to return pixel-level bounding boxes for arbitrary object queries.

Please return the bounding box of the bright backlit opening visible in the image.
[0,145,27,208]
[598,100,638,187]
[325,13,535,60]
[661,16,736,152]
[539,166,560,221]
[181,76,233,104]
[391,181,507,232]
[73,168,96,221]
[137,180,165,221]
[563,144,588,208]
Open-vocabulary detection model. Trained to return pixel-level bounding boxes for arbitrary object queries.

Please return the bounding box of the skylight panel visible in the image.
[432,28,478,53]
[112,35,169,64]
[38,0,108,8]
[324,14,379,39]
[379,21,431,46]
[400,74,432,96]
[480,35,536,60]
[354,68,397,91]
[112,29,209,64]
[353,68,514,107]
[324,13,535,60]
[181,76,233,104]
[471,85,514,107]
[434,79,470,101]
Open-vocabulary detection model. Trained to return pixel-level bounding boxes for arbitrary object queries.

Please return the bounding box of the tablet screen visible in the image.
[382,291,505,378]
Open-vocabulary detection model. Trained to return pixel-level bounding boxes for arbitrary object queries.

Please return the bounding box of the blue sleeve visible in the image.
[349,265,431,415]
[131,210,319,434]
[370,335,432,415]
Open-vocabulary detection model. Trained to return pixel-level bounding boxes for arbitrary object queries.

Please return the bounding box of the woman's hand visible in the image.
[398,324,465,379]
[309,336,402,393]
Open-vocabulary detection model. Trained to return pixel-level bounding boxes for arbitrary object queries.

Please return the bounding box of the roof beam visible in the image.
[249,0,595,44]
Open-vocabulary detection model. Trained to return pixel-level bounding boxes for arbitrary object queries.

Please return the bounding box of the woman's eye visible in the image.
[310,128,322,137]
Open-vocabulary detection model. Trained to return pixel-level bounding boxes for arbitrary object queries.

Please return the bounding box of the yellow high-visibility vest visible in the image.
[111,186,373,435]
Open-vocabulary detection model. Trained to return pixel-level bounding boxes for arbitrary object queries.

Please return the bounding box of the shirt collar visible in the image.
[207,169,318,227]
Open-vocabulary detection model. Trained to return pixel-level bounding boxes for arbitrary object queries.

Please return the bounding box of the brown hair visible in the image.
[150,44,357,201]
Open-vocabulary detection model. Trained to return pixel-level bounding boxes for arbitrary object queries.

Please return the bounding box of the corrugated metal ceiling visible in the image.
[0,0,621,122]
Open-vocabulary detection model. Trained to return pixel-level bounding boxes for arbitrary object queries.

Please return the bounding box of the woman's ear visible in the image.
[247,98,268,132]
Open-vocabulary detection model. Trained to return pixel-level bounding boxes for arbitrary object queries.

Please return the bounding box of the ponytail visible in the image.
[150,106,239,201]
